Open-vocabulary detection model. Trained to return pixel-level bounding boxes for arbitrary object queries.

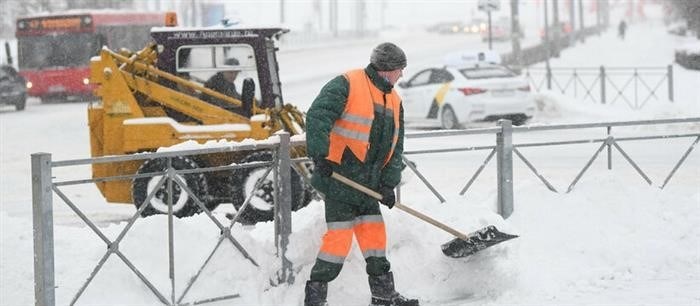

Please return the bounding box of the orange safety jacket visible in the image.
[326,69,401,167]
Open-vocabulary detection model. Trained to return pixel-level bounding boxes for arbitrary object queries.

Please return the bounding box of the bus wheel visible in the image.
[231,151,310,224]
[132,156,209,218]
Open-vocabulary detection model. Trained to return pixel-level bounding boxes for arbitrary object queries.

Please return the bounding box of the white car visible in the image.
[398,54,535,129]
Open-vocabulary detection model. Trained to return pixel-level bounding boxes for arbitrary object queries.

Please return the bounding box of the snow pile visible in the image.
[497,174,700,305]
[3,169,697,305]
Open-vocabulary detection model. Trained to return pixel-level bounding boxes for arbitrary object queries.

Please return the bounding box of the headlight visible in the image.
[26,81,32,89]
[83,78,90,85]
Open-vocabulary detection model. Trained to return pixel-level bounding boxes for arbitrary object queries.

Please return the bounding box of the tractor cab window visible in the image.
[175,44,261,116]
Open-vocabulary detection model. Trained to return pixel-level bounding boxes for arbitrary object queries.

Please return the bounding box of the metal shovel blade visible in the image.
[441,225,519,258]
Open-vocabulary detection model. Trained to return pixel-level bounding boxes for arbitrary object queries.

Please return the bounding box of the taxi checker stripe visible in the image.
[340,112,373,125]
[434,83,451,106]
[331,125,370,142]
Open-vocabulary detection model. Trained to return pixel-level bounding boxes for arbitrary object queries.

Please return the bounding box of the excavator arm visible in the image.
[94,44,251,125]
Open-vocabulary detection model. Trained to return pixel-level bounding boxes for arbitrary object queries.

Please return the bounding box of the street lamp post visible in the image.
[569,0,576,46]
[478,0,501,51]
[544,0,552,89]
[552,0,560,57]
[487,10,493,50]
[510,0,521,69]
[578,0,585,42]
[280,0,285,24]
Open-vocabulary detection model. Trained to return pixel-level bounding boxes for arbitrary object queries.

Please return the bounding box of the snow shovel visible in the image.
[330,172,518,258]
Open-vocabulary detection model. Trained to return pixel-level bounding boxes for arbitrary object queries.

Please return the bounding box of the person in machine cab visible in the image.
[202,57,247,116]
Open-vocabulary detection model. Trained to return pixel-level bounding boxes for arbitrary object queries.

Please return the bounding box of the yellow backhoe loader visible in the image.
[88,26,313,223]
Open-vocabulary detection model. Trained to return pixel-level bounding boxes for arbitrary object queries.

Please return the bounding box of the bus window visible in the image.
[18,33,101,69]
[15,12,167,99]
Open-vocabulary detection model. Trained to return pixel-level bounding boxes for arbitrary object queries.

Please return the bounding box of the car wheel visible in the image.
[132,156,209,218]
[440,105,460,129]
[15,94,26,111]
[511,114,529,126]
[231,151,311,224]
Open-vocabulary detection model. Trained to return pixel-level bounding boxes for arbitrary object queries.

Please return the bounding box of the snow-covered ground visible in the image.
[1,5,699,306]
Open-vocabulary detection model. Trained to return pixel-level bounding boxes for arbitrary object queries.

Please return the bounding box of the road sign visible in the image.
[478,0,500,12]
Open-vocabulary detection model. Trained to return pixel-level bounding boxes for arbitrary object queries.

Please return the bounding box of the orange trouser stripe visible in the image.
[319,228,353,258]
[354,221,386,256]
[317,215,387,264]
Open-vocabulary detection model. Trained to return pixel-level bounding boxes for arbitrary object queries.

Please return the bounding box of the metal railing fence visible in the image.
[32,131,301,306]
[399,117,699,217]
[523,65,674,109]
[33,118,700,305]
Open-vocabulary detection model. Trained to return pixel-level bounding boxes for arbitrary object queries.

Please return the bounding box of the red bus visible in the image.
[15,10,169,101]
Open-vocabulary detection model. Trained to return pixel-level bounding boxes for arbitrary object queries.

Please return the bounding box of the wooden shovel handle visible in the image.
[331,172,468,240]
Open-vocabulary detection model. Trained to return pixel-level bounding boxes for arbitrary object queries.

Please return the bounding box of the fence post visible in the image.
[607,126,612,170]
[600,65,606,104]
[546,61,552,90]
[496,120,514,219]
[667,64,674,102]
[274,131,294,284]
[32,153,55,306]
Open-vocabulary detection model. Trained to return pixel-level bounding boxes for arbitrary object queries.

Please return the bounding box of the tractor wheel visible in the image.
[231,151,311,224]
[132,156,209,218]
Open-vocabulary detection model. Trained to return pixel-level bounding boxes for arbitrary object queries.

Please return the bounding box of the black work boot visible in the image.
[368,272,419,306]
[304,280,329,306]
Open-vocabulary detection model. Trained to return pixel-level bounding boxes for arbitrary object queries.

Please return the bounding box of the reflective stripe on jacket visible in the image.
[327,69,401,167]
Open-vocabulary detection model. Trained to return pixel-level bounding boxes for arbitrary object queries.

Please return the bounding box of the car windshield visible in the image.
[459,66,516,79]
[18,33,101,69]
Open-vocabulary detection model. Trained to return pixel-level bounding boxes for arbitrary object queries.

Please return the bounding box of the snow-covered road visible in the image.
[1,6,699,305]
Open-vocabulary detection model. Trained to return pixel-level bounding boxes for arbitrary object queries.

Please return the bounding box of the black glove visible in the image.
[313,158,333,178]
[378,186,396,209]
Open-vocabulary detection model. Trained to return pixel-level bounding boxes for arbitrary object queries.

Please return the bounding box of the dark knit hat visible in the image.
[370,42,407,71]
[224,57,240,67]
